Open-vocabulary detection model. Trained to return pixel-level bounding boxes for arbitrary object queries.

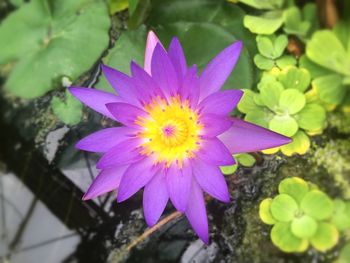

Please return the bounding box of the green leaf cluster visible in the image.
[220,153,256,175]
[238,66,327,156]
[301,21,350,110]
[0,0,110,99]
[259,177,347,253]
[254,34,296,70]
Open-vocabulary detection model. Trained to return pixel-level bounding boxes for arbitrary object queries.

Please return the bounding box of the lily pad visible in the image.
[0,0,110,99]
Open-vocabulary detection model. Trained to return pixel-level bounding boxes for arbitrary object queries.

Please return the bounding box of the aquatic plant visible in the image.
[260,177,347,253]
[220,153,256,175]
[238,66,327,156]
[337,243,350,263]
[69,31,291,243]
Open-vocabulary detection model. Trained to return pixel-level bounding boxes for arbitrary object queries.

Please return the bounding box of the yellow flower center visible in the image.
[136,96,202,167]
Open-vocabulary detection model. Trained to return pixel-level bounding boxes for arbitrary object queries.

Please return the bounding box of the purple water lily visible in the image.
[69,31,291,243]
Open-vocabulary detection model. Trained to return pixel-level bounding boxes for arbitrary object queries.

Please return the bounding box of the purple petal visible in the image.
[143,171,169,226]
[185,179,209,244]
[166,161,192,212]
[219,118,292,154]
[117,157,159,202]
[96,138,144,169]
[198,90,243,116]
[106,102,147,128]
[69,87,121,120]
[76,127,137,153]
[197,138,235,166]
[179,65,200,108]
[191,158,230,202]
[101,64,142,107]
[130,61,165,101]
[83,165,128,200]
[168,37,187,82]
[151,44,179,100]
[144,31,163,75]
[199,114,233,138]
[199,41,243,99]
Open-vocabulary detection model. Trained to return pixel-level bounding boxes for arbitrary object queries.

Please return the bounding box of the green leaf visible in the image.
[238,0,284,10]
[283,6,310,37]
[299,55,333,79]
[51,90,83,125]
[109,0,129,14]
[338,243,350,263]
[96,27,147,92]
[278,66,311,92]
[127,0,151,29]
[259,80,284,111]
[256,34,288,59]
[279,89,306,115]
[300,190,334,220]
[237,89,261,113]
[306,30,349,76]
[270,194,299,222]
[275,55,297,69]
[271,222,309,253]
[281,130,310,156]
[296,103,326,132]
[259,198,276,225]
[269,115,299,137]
[331,199,350,231]
[278,177,309,204]
[0,0,110,99]
[244,10,284,35]
[236,153,256,167]
[220,164,238,175]
[291,215,318,239]
[128,0,139,15]
[254,54,274,70]
[312,74,346,105]
[245,110,272,128]
[9,0,25,7]
[310,223,339,252]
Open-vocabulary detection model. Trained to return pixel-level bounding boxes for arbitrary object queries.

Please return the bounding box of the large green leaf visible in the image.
[312,74,346,105]
[244,10,284,35]
[0,0,110,99]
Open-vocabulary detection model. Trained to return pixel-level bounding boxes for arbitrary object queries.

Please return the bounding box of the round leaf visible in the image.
[279,89,306,115]
[237,89,261,114]
[281,131,310,156]
[291,215,318,239]
[244,11,284,35]
[278,177,309,203]
[301,190,334,220]
[236,153,256,167]
[296,103,326,132]
[259,80,284,111]
[254,54,274,70]
[220,164,238,175]
[271,222,309,253]
[331,199,350,231]
[278,66,311,92]
[313,74,346,105]
[270,194,299,222]
[310,223,339,252]
[269,115,299,137]
[275,55,297,69]
[245,110,271,129]
[259,198,276,225]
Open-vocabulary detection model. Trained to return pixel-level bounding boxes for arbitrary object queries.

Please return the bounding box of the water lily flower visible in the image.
[69,31,291,243]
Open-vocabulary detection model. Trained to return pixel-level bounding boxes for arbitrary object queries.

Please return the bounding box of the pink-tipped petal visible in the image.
[198,90,243,116]
[166,162,192,212]
[83,165,128,200]
[106,102,147,128]
[117,157,159,202]
[76,127,137,153]
[219,118,292,154]
[199,114,233,138]
[185,180,209,244]
[69,87,121,120]
[144,31,163,74]
[143,171,169,226]
[151,44,179,100]
[191,159,230,202]
[197,138,235,166]
[199,41,243,99]
[168,37,187,81]
[179,65,200,108]
[96,138,144,169]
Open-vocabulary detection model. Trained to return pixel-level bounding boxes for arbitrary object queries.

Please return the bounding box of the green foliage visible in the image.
[109,0,129,14]
[302,21,350,109]
[238,66,326,156]
[220,153,256,175]
[337,243,350,263]
[51,89,83,125]
[259,177,347,253]
[0,0,110,99]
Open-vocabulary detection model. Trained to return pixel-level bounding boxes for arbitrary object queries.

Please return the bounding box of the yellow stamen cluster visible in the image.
[136,96,202,167]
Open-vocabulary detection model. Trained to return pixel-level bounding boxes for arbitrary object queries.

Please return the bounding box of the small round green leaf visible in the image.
[310,223,339,252]
[279,89,306,115]
[291,215,318,239]
[276,55,297,68]
[259,80,284,111]
[256,35,275,59]
[259,198,276,225]
[278,66,311,92]
[296,103,326,132]
[236,153,256,167]
[301,190,334,220]
[220,164,238,175]
[270,194,299,222]
[244,11,284,35]
[271,222,309,253]
[254,54,274,70]
[281,131,310,156]
[331,199,350,231]
[278,177,309,203]
[269,115,299,137]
